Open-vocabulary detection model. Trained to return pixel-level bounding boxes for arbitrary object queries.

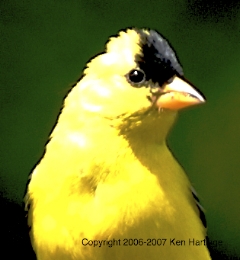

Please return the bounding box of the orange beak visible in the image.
[155,76,205,110]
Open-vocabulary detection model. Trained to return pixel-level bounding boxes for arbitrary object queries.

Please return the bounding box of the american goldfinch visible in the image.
[25,28,211,260]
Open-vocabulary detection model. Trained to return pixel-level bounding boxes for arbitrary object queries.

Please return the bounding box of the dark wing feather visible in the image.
[191,186,207,228]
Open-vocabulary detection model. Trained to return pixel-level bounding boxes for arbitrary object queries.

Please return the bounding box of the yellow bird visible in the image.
[25,28,211,260]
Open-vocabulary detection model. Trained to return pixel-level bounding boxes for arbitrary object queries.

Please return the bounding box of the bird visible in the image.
[25,28,211,260]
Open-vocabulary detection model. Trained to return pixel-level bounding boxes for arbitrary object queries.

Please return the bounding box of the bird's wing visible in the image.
[191,186,207,228]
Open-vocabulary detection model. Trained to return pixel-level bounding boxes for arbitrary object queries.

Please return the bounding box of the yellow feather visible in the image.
[26,28,211,260]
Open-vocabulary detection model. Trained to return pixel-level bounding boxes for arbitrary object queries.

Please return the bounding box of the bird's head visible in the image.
[75,28,204,121]
[63,28,205,141]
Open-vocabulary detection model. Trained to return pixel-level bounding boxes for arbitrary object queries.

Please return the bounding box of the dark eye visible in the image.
[127,69,145,84]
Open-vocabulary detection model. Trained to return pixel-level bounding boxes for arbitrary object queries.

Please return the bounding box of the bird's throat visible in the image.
[118,109,178,145]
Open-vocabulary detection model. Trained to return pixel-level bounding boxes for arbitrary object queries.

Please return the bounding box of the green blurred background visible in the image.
[1,0,240,259]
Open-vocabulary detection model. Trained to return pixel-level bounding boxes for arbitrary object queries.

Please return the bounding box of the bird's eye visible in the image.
[127,69,146,84]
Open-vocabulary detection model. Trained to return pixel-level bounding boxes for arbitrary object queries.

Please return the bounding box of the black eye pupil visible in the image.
[128,69,145,84]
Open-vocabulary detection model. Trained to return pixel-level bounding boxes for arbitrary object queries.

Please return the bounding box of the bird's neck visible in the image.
[51,108,178,155]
